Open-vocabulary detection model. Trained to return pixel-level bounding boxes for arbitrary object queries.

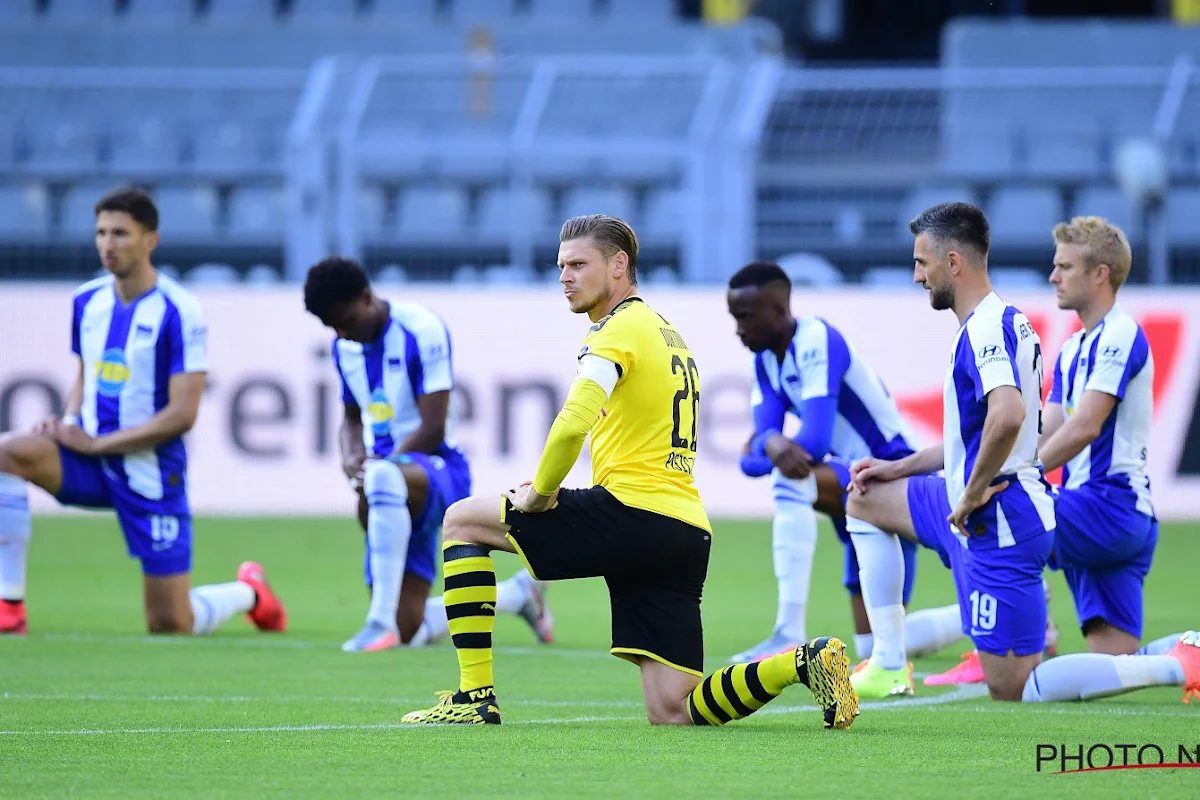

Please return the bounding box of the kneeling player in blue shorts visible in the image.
[847,203,1198,703]
[727,261,962,673]
[304,258,553,652]
[0,188,285,637]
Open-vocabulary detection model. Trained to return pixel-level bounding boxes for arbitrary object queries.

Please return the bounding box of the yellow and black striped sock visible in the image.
[442,541,497,692]
[687,648,807,726]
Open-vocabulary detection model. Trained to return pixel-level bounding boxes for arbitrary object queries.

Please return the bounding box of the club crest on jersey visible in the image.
[95,348,130,397]
[367,387,393,437]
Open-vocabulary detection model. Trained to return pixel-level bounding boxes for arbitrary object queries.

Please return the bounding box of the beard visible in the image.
[928,282,955,311]
[569,282,612,316]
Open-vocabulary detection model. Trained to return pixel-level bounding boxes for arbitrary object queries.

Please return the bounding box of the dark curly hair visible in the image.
[304,257,370,322]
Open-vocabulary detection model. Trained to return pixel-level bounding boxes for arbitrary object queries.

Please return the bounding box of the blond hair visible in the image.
[1052,216,1132,292]
[560,214,639,285]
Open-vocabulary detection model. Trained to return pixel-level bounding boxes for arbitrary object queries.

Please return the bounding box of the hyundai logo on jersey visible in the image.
[96,348,130,397]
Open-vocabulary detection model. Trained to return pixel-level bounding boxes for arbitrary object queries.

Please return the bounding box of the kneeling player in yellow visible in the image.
[400,215,859,728]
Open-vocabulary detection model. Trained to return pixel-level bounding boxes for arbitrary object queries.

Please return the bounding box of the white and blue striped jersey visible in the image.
[72,274,207,505]
[332,301,457,458]
[751,316,919,462]
[944,292,1055,544]
[1049,303,1154,517]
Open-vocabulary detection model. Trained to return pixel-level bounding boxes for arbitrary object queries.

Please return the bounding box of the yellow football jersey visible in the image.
[579,297,712,533]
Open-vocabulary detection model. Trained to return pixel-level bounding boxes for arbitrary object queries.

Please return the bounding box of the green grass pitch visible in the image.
[3,516,1198,798]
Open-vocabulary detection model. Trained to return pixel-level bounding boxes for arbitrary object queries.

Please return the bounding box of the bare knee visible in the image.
[146,613,192,635]
[0,433,43,479]
[844,491,877,526]
[987,682,1025,702]
[645,699,692,726]
[442,500,478,544]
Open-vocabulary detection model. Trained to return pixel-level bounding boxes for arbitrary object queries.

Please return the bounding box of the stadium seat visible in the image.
[204,0,276,21]
[189,122,261,175]
[108,119,185,174]
[357,185,389,242]
[643,188,683,239]
[481,264,536,284]
[123,0,196,21]
[227,186,287,238]
[1018,129,1102,181]
[396,186,469,236]
[477,187,552,237]
[0,184,51,240]
[29,123,100,173]
[289,0,360,17]
[152,185,220,240]
[604,0,672,18]
[0,1,38,21]
[47,0,116,21]
[526,0,594,18]
[369,0,438,17]
[987,186,1062,247]
[1167,188,1200,245]
[561,186,635,224]
[861,267,916,288]
[941,129,1015,182]
[450,0,515,20]
[61,181,128,238]
[1072,186,1137,238]
[643,267,681,286]
[244,264,282,285]
[185,263,240,285]
[991,267,1049,290]
[376,264,409,284]
[896,185,979,240]
[776,251,844,287]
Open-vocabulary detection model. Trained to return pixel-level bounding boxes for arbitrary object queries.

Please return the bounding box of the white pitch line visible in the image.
[0,684,981,736]
[3,683,1194,736]
[21,633,927,671]
[0,692,644,709]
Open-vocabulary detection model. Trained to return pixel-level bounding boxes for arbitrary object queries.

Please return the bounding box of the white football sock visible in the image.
[497,572,531,614]
[413,596,449,646]
[190,582,256,635]
[1137,633,1185,656]
[772,492,818,644]
[905,604,965,658]
[0,473,31,601]
[848,517,906,670]
[853,633,874,661]
[363,460,412,630]
[1022,653,1183,702]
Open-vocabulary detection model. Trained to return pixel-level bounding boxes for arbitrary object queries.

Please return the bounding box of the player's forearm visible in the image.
[92,406,196,456]
[392,422,445,456]
[531,378,607,495]
[339,418,366,461]
[63,377,83,419]
[894,445,944,478]
[1038,416,1098,474]
[963,407,1023,499]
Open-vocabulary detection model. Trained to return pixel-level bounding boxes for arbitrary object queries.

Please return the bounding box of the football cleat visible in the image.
[850,661,916,698]
[1169,630,1200,705]
[515,572,555,644]
[923,651,985,686]
[401,688,502,725]
[798,636,859,730]
[236,561,287,633]
[730,628,799,663]
[0,599,26,636]
[341,620,400,653]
